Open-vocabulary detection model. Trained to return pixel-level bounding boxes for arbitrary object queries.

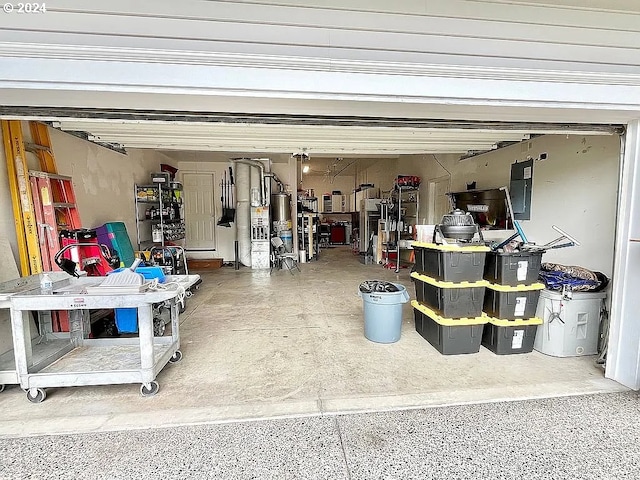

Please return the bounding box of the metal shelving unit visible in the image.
[297,212,320,261]
[392,185,419,273]
[134,184,185,250]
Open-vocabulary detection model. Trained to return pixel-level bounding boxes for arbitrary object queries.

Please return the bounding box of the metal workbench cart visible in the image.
[7,273,200,403]
[0,272,75,393]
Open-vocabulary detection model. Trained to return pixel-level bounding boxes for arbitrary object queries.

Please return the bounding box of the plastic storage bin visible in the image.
[484,251,543,286]
[534,289,606,357]
[413,242,489,282]
[359,283,410,343]
[115,308,138,334]
[109,266,166,283]
[96,222,136,268]
[412,300,486,355]
[482,316,542,355]
[411,272,488,318]
[483,282,544,319]
[113,266,165,334]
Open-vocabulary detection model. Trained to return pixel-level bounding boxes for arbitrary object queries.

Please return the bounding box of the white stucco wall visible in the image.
[0,124,175,268]
[399,134,621,276]
[301,176,355,199]
[355,158,400,195]
[48,128,173,253]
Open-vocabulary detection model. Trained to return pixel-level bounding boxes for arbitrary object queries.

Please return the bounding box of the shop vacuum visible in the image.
[433,209,484,245]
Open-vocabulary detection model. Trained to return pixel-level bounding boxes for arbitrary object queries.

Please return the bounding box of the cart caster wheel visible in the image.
[26,388,46,403]
[140,381,159,397]
[169,350,183,363]
[0,384,5,393]
[179,298,187,314]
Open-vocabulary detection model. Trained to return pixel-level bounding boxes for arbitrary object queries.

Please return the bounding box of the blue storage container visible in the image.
[115,308,138,334]
[112,266,165,334]
[109,266,165,283]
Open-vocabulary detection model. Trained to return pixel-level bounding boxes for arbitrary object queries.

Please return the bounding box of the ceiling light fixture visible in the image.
[302,165,310,173]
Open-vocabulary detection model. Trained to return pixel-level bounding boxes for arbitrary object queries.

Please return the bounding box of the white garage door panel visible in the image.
[2,18,639,69]
[3,32,640,79]
[2,1,640,77]
[32,0,640,34]
[45,119,610,155]
[5,6,640,51]
[3,57,640,115]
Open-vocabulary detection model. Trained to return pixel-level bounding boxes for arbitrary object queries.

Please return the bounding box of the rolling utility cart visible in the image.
[0,272,73,393]
[6,272,200,403]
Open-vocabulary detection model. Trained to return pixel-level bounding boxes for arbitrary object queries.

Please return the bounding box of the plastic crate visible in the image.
[115,308,138,334]
[481,316,542,355]
[484,251,543,286]
[412,300,486,355]
[411,272,487,318]
[483,282,544,319]
[413,242,489,282]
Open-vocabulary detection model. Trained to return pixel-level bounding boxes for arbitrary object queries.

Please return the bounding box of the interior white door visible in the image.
[183,173,216,252]
[428,176,451,224]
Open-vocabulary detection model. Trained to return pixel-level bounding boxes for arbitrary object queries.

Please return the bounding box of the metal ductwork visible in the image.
[231,158,267,206]
[267,172,285,193]
[231,158,275,269]
[234,162,252,267]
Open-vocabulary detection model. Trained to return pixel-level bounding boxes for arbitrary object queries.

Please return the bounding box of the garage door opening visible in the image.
[0,111,629,434]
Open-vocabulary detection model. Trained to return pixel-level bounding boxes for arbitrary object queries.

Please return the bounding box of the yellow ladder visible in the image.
[1,120,43,276]
[28,121,59,173]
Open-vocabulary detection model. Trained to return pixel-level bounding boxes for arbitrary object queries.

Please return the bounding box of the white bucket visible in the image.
[299,250,307,263]
[280,230,293,252]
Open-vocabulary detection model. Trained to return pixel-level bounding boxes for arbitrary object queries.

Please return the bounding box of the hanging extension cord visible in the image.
[145,278,187,310]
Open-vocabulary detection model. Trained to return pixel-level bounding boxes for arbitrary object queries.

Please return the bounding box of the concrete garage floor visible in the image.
[0,246,626,438]
[2,392,639,479]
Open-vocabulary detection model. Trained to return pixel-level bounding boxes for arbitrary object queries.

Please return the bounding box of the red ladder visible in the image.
[26,123,81,333]
[29,171,82,333]
[29,171,82,271]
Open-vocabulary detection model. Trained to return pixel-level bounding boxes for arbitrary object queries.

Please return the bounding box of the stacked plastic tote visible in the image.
[411,243,545,355]
[481,251,544,354]
[411,242,490,355]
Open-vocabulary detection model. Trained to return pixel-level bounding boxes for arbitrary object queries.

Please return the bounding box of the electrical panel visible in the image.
[510,159,533,220]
